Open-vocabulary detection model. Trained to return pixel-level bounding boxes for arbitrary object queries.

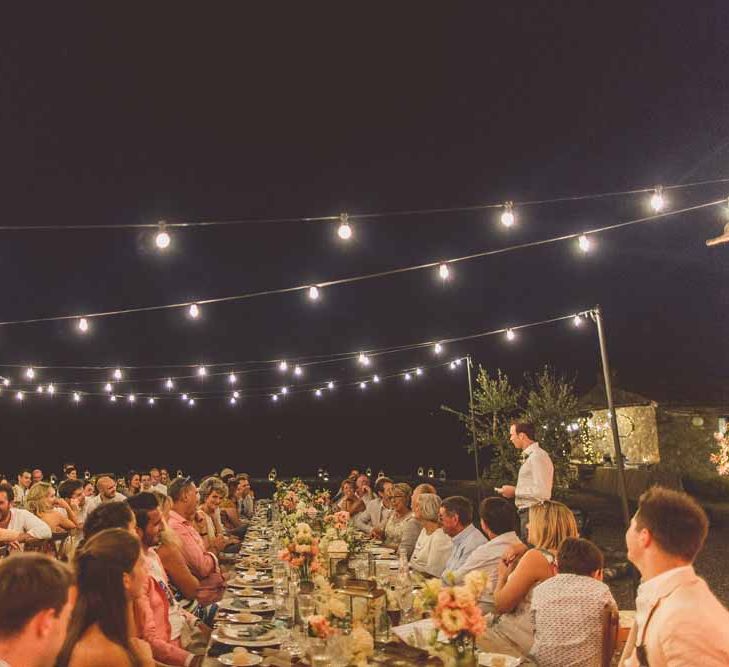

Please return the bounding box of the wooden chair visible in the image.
[601,603,620,667]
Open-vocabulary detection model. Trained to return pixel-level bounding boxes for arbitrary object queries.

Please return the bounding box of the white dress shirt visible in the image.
[515,442,554,509]
[85,491,128,515]
[5,508,52,539]
[409,527,452,578]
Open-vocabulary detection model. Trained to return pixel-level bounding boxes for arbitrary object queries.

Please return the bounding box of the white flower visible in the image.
[439,608,467,635]
[328,596,348,619]
[463,570,487,597]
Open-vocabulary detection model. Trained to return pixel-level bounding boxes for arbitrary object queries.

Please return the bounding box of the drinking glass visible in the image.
[298,593,316,629]
[375,560,391,587]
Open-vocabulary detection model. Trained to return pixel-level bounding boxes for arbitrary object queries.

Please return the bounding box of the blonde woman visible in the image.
[376,483,420,558]
[480,500,579,656]
[196,477,237,553]
[26,482,79,533]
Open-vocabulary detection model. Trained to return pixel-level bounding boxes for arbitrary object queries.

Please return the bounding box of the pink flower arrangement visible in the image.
[325,510,350,531]
[277,523,321,577]
[282,491,298,512]
[433,587,485,639]
[710,431,729,476]
[307,614,334,639]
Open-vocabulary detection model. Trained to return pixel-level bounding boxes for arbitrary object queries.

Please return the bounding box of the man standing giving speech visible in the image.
[496,421,554,539]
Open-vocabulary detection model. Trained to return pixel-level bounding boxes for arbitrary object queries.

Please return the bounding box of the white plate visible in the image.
[219,598,275,613]
[212,630,282,648]
[478,653,521,667]
[230,587,264,597]
[224,613,263,624]
[367,546,395,555]
[218,652,263,666]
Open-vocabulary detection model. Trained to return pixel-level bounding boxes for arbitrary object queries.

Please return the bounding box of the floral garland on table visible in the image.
[710,431,729,476]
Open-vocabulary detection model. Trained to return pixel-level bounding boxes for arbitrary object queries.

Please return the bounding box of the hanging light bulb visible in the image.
[294,365,303,377]
[573,314,583,327]
[308,285,320,300]
[337,212,352,240]
[449,361,457,370]
[110,394,117,403]
[404,372,412,381]
[188,303,200,319]
[280,386,288,395]
[278,360,288,372]
[327,380,335,390]
[36,385,44,393]
[314,388,322,397]
[232,390,240,399]
[165,378,174,390]
[229,396,237,405]
[506,328,516,341]
[78,317,89,333]
[113,368,123,381]
[650,186,665,213]
[501,201,515,227]
[73,392,81,403]
[181,393,188,401]
[360,381,367,389]
[25,367,35,380]
[16,391,23,401]
[197,366,207,377]
[438,263,450,280]
[188,398,195,407]
[358,352,371,367]
[3,378,10,387]
[434,342,443,354]
[228,373,237,384]
[271,394,279,402]
[373,374,380,383]
[415,367,423,376]
[104,382,113,393]
[128,394,136,403]
[455,358,463,366]
[155,221,171,249]
[578,234,591,252]
[47,384,55,395]
[148,397,156,405]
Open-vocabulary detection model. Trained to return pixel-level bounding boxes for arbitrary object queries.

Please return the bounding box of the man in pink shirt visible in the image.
[167,477,226,605]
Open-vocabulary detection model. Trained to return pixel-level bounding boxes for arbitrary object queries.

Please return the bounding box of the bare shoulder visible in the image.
[69,631,133,667]
[516,548,554,575]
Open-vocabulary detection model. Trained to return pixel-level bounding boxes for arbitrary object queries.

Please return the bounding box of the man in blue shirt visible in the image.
[439,495,487,582]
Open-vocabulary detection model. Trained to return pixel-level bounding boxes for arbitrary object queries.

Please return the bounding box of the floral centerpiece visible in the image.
[277,522,321,583]
[710,430,729,476]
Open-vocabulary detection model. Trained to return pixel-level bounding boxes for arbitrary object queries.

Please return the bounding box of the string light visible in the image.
[228,373,237,384]
[358,352,371,367]
[359,381,367,389]
[337,212,352,240]
[233,391,240,399]
[78,317,89,333]
[506,328,516,341]
[3,379,9,387]
[197,366,207,377]
[73,392,81,403]
[574,314,583,327]
[181,393,188,401]
[128,394,136,403]
[404,372,412,381]
[438,263,450,280]
[148,397,156,405]
[271,394,279,402]
[36,385,44,393]
[281,386,288,395]
[278,361,288,372]
[155,221,171,250]
[188,398,195,407]
[455,358,462,366]
[47,384,55,395]
[188,303,200,319]
[501,201,515,227]
[434,343,443,354]
[26,367,35,379]
[293,365,303,377]
[166,378,174,390]
[650,187,665,213]
[113,368,123,381]
[373,374,380,383]
[314,388,322,397]
[578,234,592,252]
[327,381,335,390]
[449,361,457,370]
[308,286,320,300]
[110,394,117,403]
[104,382,113,393]
[229,396,237,405]
[16,391,23,401]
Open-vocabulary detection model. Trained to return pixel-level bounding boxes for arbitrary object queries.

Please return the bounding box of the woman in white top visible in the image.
[196,477,237,554]
[409,493,452,578]
[376,483,421,559]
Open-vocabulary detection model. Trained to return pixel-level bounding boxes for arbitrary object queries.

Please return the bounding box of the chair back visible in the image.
[601,603,619,667]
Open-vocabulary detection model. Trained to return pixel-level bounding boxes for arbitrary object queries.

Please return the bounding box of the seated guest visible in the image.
[440,496,487,582]
[84,475,127,514]
[411,483,437,513]
[56,528,155,667]
[154,492,201,604]
[196,476,237,553]
[140,472,154,493]
[150,468,167,495]
[236,473,255,523]
[621,487,729,666]
[128,493,207,667]
[481,500,578,657]
[32,469,44,484]
[63,464,78,481]
[449,497,522,612]
[354,475,392,534]
[82,480,95,498]
[530,537,616,666]
[13,467,32,508]
[26,482,79,532]
[83,500,136,540]
[168,477,225,605]
[377,483,420,558]
[58,479,90,526]
[0,482,52,542]
[124,471,142,497]
[355,474,374,503]
[160,468,171,488]
[338,479,366,516]
[409,493,452,577]
[0,553,77,667]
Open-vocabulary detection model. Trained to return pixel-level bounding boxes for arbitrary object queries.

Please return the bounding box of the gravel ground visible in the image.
[558,489,729,609]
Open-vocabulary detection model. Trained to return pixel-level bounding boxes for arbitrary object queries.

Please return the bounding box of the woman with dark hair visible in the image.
[338,479,365,516]
[57,527,154,667]
[124,471,142,498]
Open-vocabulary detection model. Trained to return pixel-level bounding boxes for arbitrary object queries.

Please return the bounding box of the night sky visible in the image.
[1,5,727,480]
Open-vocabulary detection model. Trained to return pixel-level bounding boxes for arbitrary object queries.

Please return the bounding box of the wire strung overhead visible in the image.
[0,196,725,330]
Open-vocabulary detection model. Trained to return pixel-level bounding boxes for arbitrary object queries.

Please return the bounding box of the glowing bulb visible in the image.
[360,381,367,389]
[16,391,23,401]
[3,378,9,387]
[47,384,55,395]
[578,234,591,252]
[197,366,207,377]
[506,328,516,341]
[113,368,122,381]
[455,358,462,366]
[36,385,44,393]
[650,187,665,213]
[181,393,188,401]
[128,394,136,403]
[110,394,117,403]
[229,396,237,405]
[281,386,288,395]
[415,367,423,376]
[188,303,200,319]
[25,367,35,379]
[434,343,443,354]
[573,314,583,327]
[294,365,303,377]
[73,392,81,403]
[358,352,370,367]
[308,286,320,300]
[373,374,380,383]
[104,382,113,392]
[314,388,322,397]
[166,378,174,390]
[228,373,237,384]
[148,397,155,405]
[278,361,288,372]
[337,213,352,240]
[404,372,412,381]
[501,202,515,227]
[233,390,240,399]
[188,398,195,407]
[449,361,456,370]
[78,317,89,333]
[271,394,279,402]
[155,221,171,249]
[438,263,450,280]
[327,381,334,390]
